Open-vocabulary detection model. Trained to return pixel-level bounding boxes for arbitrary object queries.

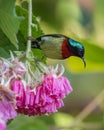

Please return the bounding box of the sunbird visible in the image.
[30,34,86,67]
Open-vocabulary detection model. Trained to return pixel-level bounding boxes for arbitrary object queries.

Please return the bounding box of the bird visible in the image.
[30,34,86,67]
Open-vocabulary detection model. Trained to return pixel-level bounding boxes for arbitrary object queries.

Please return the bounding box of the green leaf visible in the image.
[0,28,16,58]
[16,6,44,61]
[0,4,44,59]
[7,115,49,130]
[32,48,46,63]
[0,0,21,47]
[16,6,43,43]
[0,47,9,58]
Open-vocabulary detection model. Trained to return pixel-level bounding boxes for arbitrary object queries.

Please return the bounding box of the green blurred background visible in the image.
[8,0,104,130]
[30,0,104,113]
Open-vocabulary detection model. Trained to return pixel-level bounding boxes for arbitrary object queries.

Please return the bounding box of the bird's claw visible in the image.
[27,36,36,41]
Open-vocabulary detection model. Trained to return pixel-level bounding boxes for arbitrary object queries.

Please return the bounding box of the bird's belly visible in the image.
[40,40,63,59]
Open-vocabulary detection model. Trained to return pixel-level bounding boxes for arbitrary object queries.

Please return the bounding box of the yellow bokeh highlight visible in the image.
[65,57,104,73]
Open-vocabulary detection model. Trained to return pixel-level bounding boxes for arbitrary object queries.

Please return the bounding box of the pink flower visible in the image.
[0,119,6,130]
[34,74,72,114]
[0,100,17,121]
[0,86,17,130]
[10,74,72,116]
[0,52,73,130]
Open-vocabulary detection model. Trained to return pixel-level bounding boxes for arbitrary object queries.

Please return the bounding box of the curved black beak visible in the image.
[82,57,86,68]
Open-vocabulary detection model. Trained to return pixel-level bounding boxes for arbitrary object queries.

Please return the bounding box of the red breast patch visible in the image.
[62,40,72,59]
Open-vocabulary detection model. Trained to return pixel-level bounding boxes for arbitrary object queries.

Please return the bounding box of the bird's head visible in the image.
[68,38,86,67]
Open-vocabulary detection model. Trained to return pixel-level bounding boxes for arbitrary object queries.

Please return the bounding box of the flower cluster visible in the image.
[10,74,72,116]
[0,54,72,130]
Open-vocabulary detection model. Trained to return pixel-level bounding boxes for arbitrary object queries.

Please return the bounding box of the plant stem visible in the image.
[26,0,32,56]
